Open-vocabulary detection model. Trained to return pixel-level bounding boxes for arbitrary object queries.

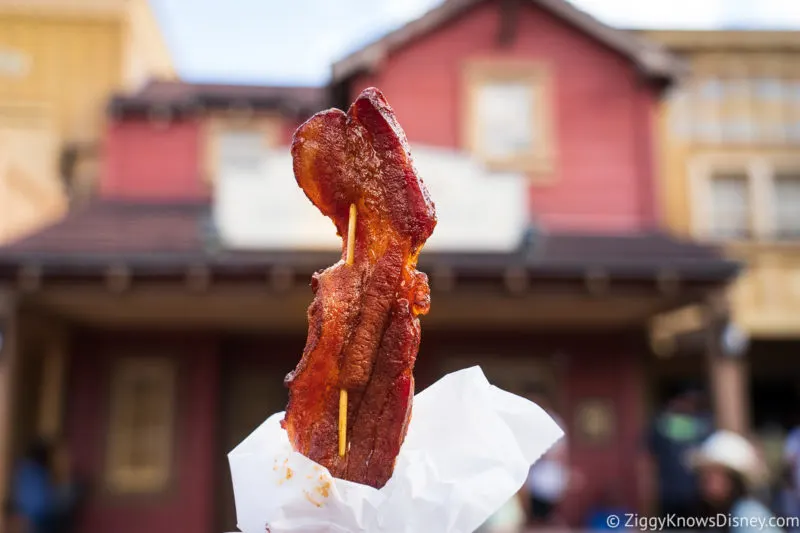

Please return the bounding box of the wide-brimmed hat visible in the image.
[690,430,765,484]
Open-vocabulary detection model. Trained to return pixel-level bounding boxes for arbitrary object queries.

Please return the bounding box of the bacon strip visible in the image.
[282,88,436,487]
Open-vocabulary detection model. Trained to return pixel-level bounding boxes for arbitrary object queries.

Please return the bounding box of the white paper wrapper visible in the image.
[228,366,563,533]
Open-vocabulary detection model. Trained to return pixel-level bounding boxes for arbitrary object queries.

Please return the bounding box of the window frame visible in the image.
[706,171,752,240]
[772,172,800,240]
[105,356,177,495]
[671,63,800,147]
[689,153,800,242]
[462,59,555,177]
[204,114,281,184]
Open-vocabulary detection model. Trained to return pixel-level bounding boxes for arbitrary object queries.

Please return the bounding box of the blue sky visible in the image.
[150,0,800,86]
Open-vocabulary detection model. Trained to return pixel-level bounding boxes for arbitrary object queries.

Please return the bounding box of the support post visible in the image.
[705,296,750,434]
[37,322,68,440]
[0,290,20,533]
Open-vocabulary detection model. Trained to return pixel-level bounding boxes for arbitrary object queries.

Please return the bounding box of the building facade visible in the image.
[0,2,739,532]
[646,29,800,480]
[0,0,174,244]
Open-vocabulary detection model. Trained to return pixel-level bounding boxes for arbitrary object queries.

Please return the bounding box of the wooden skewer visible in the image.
[338,389,348,457]
[346,203,357,266]
[340,203,357,457]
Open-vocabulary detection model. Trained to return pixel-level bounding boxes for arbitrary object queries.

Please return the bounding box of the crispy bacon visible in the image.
[282,88,436,488]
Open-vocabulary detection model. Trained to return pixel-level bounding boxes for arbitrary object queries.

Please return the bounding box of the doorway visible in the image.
[215,335,301,533]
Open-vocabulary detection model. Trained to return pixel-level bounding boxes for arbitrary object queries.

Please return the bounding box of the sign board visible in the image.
[214,144,528,252]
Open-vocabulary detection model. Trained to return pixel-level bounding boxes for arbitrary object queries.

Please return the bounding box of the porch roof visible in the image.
[0,200,739,286]
[109,80,325,119]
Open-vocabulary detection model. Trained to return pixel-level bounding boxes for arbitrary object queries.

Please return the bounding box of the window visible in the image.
[106,357,176,494]
[700,79,725,100]
[774,173,800,239]
[673,73,800,145]
[205,116,280,183]
[692,157,800,242]
[464,60,553,175]
[476,82,534,159]
[709,173,751,239]
[668,87,692,138]
[218,130,265,175]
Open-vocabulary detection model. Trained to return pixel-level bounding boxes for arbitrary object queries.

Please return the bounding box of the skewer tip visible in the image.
[339,388,348,457]
[346,204,357,266]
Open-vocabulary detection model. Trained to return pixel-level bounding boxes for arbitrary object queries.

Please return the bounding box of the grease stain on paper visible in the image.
[316,478,331,498]
[303,489,322,507]
[275,458,292,485]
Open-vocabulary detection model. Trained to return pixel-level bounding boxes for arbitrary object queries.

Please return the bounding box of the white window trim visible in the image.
[462,59,555,178]
[689,153,800,242]
[204,115,281,184]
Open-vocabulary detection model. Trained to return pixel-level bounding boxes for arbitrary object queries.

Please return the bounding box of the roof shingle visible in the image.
[110,80,326,117]
[0,200,739,284]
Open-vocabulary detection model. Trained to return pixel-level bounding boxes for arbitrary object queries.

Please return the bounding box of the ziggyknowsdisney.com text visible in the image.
[605,513,800,531]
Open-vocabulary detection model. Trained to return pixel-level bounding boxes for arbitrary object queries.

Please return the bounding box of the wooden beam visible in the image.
[0,290,21,529]
[432,265,455,292]
[37,323,68,439]
[147,104,172,129]
[186,264,211,293]
[497,0,520,47]
[27,284,673,330]
[704,294,751,434]
[648,304,707,357]
[228,102,255,125]
[706,327,751,433]
[504,266,528,294]
[657,269,681,296]
[17,264,42,293]
[187,102,206,119]
[106,264,131,294]
[270,265,294,293]
[585,267,610,296]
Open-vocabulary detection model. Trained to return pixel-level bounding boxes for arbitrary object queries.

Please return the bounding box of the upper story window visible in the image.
[691,156,800,242]
[774,173,800,239]
[218,129,266,176]
[670,71,800,146]
[709,172,751,239]
[463,60,554,175]
[476,82,534,159]
[206,116,280,182]
[106,356,176,494]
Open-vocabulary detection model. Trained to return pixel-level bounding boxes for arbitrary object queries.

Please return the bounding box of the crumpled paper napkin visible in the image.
[229,366,563,533]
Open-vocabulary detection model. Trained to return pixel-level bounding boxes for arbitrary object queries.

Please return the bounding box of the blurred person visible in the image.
[474,492,527,533]
[5,497,25,533]
[646,387,712,519]
[782,416,800,525]
[11,438,82,533]
[693,430,780,533]
[520,386,577,527]
[585,484,632,531]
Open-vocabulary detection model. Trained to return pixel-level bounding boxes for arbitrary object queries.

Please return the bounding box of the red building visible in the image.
[0,1,737,532]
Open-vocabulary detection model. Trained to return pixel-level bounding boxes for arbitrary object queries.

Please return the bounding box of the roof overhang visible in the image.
[331,0,687,87]
[0,201,740,331]
[639,29,800,52]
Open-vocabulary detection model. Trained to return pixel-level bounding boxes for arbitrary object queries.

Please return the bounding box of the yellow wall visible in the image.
[647,31,800,339]
[0,14,123,142]
[0,1,173,243]
[123,0,174,90]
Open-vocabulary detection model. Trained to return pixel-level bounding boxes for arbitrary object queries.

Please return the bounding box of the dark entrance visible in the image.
[215,335,301,533]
